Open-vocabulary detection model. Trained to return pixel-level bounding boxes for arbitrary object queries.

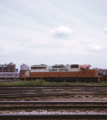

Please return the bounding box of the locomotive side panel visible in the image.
[24,64,99,82]
[30,71,80,78]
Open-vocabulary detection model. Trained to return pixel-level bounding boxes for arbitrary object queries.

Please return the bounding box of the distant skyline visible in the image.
[0,0,107,69]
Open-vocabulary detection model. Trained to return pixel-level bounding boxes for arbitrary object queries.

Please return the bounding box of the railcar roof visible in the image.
[80,65,91,68]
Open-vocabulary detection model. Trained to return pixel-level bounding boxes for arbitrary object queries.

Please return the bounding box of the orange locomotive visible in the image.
[24,64,99,82]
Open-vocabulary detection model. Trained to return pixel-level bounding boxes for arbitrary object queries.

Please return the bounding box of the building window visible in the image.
[10,67,13,72]
[4,67,8,72]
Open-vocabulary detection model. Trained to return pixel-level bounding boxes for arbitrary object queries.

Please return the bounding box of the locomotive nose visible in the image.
[25,71,30,77]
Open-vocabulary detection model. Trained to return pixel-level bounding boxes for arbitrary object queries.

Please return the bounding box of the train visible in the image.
[0,62,107,82]
[24,64,100,82]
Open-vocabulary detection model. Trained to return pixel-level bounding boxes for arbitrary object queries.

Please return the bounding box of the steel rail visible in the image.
[0,89,62,94]
[1,101,107,110]
[0,101,107,104]
[0,85,107,88]
[0,89,105,94]
[0,90,106,95]
[0,92,106,97]
[0,105,107,110]
[0,114,107,119]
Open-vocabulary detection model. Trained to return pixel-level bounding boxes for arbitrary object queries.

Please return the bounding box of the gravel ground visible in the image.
[1,88,107,115]
[1,95,107,101]
[42,96,107,101]
[0,109,107,115]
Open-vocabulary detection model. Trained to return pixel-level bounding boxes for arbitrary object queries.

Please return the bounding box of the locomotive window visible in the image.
[82,68,87,70]
[52,69,57,71]
[59,69,63,71]
[31,67,46,69]
[53,66,63,68]
[71,65,79,68]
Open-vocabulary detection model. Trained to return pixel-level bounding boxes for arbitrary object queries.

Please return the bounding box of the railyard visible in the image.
[1,0,107,118]
[0,84,107,120]
[0,85,107,101]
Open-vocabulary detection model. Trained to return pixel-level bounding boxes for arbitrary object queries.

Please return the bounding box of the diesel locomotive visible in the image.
[24,64,101,82]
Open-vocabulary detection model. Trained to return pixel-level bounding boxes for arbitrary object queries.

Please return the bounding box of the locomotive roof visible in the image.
[80,65,91,68]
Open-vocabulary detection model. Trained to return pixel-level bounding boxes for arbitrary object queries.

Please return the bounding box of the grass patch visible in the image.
[0,79,47,86]
[0,79,107,86]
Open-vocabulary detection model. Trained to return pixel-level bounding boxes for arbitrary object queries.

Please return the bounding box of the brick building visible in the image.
[0,62,15,72]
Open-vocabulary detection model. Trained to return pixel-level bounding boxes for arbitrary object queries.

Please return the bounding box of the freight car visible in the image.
[24,64,99,82]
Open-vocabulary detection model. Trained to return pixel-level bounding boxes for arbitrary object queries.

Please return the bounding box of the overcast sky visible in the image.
[0,0,107,69]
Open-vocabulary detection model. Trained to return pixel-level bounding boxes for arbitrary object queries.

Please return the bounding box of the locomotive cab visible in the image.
[79,65,98,82]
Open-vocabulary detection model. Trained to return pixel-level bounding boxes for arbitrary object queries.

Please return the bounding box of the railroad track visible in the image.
[0,86,106,93]
[0,114,107,120]
[0,86,106,94]
[0,86,106,100]
[0,85,107,120]
[1,101,107,110]
[0,92,107,98]
[0,85,107,89]
[0,86,106,95]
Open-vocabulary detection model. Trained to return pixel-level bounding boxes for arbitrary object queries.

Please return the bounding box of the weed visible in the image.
[0,79,107,86]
